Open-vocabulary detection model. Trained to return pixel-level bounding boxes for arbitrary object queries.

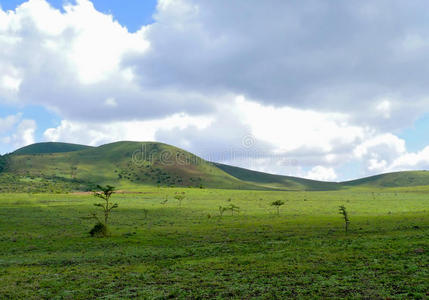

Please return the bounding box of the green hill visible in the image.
[13,142,93,155]
[214,163,341,191]
[2,141,429,193]
[0,155,7,172]
[2,141,260,192]
[217,164,429,190]
[342,170,429,188]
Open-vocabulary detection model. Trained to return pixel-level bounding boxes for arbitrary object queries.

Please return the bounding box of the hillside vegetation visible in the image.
[2,141,429,192]
[2,141,256,192]
[344,170,429,187]
[0,155,7,173]
[215,163,341,190]
[13,142,93,155]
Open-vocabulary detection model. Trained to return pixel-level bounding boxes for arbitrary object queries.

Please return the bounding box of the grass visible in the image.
[12,142,93,155]
[4,141,257,191]
[0,187,428,299]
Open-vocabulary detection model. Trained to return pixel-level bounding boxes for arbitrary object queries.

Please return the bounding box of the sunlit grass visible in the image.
[0,187,428,298]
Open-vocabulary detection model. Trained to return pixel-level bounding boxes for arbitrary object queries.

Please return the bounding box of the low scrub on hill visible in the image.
[0,155,8,173]
[0,174,92,193]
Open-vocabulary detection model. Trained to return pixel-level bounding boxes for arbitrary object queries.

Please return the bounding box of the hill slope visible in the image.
[2,141,429,192]
[215,163,340,190]
[0,155,7,172]
[13,142,93,155]
[343,170,429,188]
[2,141,260,192]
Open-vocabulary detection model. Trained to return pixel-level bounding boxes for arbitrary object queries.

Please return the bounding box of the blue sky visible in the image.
[398,114,429,153]
[1,0,429,181]
[0,0,157,31]
[0,102,59,142]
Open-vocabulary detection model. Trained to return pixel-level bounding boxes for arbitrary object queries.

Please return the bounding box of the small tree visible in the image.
[271,200,285,215]
[90,185,117,236]
[174,192,186,207]
[219,206,227,217]
[142,208,149,219]
[160,195,168,204]
[70,165,78,179]
[339,205,350,233]
[219,204,240,216]
[228,204,240,216]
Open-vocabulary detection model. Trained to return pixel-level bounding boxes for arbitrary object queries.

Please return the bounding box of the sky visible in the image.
[1,0,429,181]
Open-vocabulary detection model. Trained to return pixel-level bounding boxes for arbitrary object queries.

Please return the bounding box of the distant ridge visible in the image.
[342,170,429,187]
[13,142,93,155]
[2,141,429,192]
[214,163,340,190]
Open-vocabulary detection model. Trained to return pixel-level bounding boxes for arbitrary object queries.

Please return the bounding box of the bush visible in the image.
[339,205,350,233]
[89,222,108,237]
[271,200,285,215]
[0,155,8,173]
[174,192,186,207]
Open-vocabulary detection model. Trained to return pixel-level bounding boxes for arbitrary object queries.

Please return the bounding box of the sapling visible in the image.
[70,165,78,180]
[229,204,240,216]
[219,206,227,217]
[142,209,149,219]
[271,200,285,215]
[339,205,350,233]
[174,192,186,207]
[90,185,117,237]
[160,195,168,204]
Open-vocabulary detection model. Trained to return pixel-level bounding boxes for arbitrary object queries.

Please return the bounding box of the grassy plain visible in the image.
[0,187,428,299]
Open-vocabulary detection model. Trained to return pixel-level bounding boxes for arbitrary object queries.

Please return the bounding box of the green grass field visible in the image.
[0,187,428,299]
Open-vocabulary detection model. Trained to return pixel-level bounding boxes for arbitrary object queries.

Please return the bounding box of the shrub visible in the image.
[89,222,108,237]
[339,205,350,233]
[174,192,186,207]
[229,204,240,216]
[271,200,285,215]
[0,155,8,173]
[219,206,227,217]
[219,204,240,216]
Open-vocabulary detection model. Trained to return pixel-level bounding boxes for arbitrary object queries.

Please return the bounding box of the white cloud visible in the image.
[376,100,391,119]
[43,113,213,146]
[155,97,371,176]
[129,0,429,132]
[62,0,149,84]
[1,74,21,92]
[4,0,149,85]
[12,119,36,147]
[104,97,117,107]
[0,0,194,121]
[353,133,406,173]
[234,96,365,154]
[306,166,337,181]
[3,0,429,180]
[2,0,429,128]
[387,146,429,171]
[0,114,21,133]
[394,33,429,56]
[347,133,429,175]
[354,133,406,158]
[0,115,36,153]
